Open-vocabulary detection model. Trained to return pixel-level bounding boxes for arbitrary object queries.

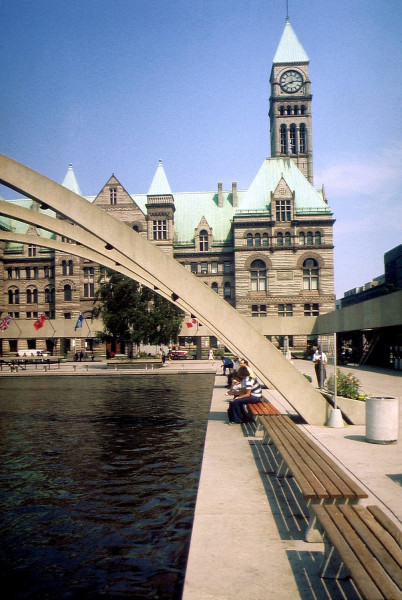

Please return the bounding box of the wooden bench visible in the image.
[260,414,368,542]
[311,503,402,600]
[246,399,280,435]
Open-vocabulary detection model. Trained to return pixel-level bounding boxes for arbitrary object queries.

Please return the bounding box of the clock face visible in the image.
[280,70,303,93]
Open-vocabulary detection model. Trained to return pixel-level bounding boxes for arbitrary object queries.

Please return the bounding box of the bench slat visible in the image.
[326,505,402,600]
[263,422,328,498]
[348,505,402,585]
[367,505,402,551]
[272,416,350,498]
[262,415,367,500]
[312,504,386,600]
[278,416,367,498]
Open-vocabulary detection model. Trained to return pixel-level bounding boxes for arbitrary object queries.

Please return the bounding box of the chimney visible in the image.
[232,181,238,207]
[218,181,223,207]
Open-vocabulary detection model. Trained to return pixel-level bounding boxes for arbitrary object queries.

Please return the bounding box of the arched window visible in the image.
[307,231,314,245]
[300,105,306,115]
[254,233,261,247]
[250,259,267,291]
[64,284,72,301]
[284,232,291,246]
[199,230,209,251]
[280,124,287,154]
[315,231,321,245]
[246,233,253,246]
[262,233,269,246]
[294,105,299,115]
[26,288,38,304]
[279,105,285,116]
[277,232,283,246]
[224,282,231,299]
[68,260,74,275]
[299,123,306,153]
[62,260,67,276]
[8,288,19,304]
[290,124,297,154]
[211,282,219,294]
[286,105,292,115]
[299,232,305,245]
[303,259,319,290]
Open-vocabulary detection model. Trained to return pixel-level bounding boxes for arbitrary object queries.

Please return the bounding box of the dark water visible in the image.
[0,374,214,599]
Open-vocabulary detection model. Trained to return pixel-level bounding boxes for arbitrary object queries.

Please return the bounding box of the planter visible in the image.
[366,397,399,444]
[323,392,366,425]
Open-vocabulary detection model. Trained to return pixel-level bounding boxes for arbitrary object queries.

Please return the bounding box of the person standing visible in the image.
[208,348,214,362]
[313,346,327,388]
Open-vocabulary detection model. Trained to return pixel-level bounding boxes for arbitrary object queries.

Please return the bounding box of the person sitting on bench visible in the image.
[227,367,262,424]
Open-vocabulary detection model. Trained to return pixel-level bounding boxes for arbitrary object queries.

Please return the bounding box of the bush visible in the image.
[327,369,364,400]
[303,373,312,383]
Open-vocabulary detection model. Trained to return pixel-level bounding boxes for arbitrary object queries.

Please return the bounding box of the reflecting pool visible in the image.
[0,374,214,599]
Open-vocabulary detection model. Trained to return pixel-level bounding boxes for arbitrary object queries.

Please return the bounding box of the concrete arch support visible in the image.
[0,153,329,424]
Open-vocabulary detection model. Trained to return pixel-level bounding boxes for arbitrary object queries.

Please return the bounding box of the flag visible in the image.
[0,315,12,331]
[33,314,46,330]
[74,313,84,331]
[186,318,197,328]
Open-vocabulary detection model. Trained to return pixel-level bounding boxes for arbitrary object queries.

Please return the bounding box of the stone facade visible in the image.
[0,19,335,356]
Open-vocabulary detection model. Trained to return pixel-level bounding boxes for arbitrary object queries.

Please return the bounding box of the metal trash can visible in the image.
[366,397,399,444]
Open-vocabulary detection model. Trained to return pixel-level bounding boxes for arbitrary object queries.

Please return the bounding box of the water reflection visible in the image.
[0,374,214,599]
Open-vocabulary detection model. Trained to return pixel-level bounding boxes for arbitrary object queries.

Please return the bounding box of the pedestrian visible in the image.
[79,351,84,362]
[208,348,214,362]
[313,346,327,388]
[221,356,233,375]
[227,366,262,424]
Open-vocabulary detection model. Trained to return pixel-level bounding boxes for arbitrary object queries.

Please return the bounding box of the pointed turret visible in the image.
[147,160,172,195]
[146,161,175,255]
[62,164,83,196]
[273,18,309,64]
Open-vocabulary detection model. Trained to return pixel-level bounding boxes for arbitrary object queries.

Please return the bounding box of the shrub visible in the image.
[303,373,312,383]
[327,369,364,400]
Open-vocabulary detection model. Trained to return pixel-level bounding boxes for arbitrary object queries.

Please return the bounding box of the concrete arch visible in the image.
[0,153,329,424]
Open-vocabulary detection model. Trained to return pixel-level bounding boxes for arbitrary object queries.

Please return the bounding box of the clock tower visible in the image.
[269,18,314,184]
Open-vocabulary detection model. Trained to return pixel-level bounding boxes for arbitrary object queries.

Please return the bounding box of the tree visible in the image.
[92,270,184,352]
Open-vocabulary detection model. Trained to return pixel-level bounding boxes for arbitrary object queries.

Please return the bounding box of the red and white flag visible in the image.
[33,314,46,330]
[186,318,197,328]
[0,315,12,331]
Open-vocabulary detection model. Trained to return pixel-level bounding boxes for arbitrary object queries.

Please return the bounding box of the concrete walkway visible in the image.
[182,361,402,600]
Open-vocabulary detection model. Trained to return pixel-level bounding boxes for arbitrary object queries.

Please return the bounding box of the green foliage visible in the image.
[327,369,364,400]
[303,373,312,383]
[93,270,184,348]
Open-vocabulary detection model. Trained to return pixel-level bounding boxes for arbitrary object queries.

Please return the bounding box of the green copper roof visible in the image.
[273,18,309,64]
[239,158,329,213]
[62,164,83,196]
[147,160,172,195]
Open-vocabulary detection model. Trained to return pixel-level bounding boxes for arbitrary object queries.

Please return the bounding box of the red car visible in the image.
[170,348,188,360]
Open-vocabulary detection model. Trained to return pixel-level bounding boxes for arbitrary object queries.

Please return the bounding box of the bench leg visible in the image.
[319,538,348,579]
[305,509,324,543]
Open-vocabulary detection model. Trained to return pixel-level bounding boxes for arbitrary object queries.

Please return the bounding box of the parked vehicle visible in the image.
[170,348,188,360]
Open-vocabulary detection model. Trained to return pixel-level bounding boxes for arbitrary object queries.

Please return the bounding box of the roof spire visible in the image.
[286,0,289,21]
[62,164,83,196]
[147,160,172,195]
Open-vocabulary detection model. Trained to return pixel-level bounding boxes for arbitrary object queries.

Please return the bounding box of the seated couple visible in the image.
[226,366,262,424]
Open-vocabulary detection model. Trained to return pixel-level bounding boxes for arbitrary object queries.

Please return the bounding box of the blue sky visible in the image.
[1,0,401,298]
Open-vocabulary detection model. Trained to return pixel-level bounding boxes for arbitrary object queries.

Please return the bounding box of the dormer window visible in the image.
[276,199,291,221]
[199,230,209,251]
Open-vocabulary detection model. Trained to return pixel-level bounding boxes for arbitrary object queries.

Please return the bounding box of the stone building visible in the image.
[0,18,335,356]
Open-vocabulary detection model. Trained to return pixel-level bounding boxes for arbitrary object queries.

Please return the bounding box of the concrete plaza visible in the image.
[182,360,401,600]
